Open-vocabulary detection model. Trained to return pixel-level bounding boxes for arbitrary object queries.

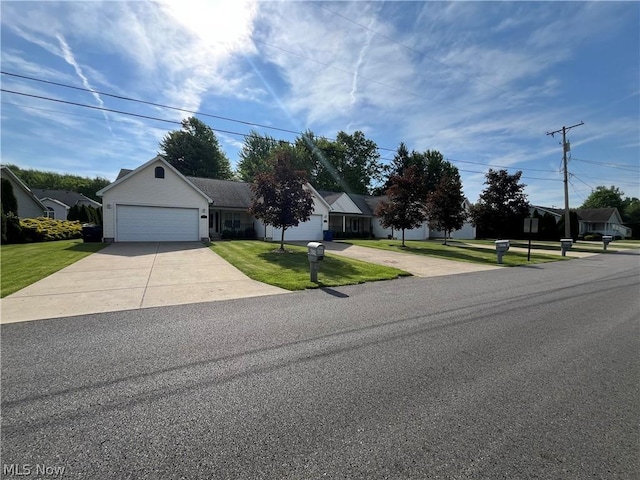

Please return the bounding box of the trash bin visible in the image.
[323,230,333,241]
[82,225,103,243]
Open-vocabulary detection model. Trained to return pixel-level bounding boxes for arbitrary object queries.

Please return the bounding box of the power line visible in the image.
[0,89,250,139]
[1,70,402,152]
[571,157,640,171]
[1,70,305,139]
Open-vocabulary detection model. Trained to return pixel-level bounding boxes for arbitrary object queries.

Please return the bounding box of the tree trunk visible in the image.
[444,229,448,245]
[402,229,405,247]
[280,227,286,251]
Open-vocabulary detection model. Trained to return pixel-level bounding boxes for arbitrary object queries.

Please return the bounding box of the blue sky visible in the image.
[1,1,638,208]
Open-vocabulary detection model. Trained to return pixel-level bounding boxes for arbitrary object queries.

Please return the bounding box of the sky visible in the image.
[1,0,638,208]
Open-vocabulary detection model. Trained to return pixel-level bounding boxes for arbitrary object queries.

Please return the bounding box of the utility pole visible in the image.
[546,121,584,239]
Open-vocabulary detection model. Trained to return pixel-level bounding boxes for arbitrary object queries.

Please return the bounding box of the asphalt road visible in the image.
[2,251,639,479]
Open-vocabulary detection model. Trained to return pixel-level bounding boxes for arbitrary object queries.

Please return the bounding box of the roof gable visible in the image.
[32,189,101,208]
[97,156,212,203]
[0,165,46,210]
[577,208,622,223]
[326,192,362,214]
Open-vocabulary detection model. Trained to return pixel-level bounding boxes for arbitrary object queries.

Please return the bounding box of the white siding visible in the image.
[272,215,323,241]
[101,159,209,241]
[372,218,429,240]
[116,205,199,241]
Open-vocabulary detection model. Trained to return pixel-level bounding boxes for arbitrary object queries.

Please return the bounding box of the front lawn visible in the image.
[343,239,567,266]
[469,239,636,252]
[1,240,105,297]
[210,240,410,290]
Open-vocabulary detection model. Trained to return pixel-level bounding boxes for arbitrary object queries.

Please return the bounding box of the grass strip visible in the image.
[343,239,568,267]
[210,240,410,290]
[1,240,106,297]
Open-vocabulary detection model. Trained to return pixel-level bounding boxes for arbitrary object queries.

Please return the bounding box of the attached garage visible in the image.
[272,215,323,241]
[116,205,199,242]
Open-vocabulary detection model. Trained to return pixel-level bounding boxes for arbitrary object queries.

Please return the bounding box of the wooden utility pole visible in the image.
[546,121,584,239]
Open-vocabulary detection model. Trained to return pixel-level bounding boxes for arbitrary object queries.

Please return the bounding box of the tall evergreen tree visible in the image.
[1,179,18,215]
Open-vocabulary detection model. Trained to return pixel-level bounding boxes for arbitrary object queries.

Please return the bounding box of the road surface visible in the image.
[2,252,638,479]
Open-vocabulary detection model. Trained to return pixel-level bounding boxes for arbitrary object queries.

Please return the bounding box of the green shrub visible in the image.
[17,217,82,243]
[584,232,603,241]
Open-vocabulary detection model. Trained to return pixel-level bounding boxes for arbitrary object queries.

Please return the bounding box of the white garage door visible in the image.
[116,205,199,242]
[403,225,428,240]
[273,215,323,241]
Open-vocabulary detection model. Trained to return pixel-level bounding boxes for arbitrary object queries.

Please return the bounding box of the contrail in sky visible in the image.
[56,33,113,133]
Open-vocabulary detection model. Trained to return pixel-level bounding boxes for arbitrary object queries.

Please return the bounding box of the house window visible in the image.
[46,207,55,219]
[155,166,165,179]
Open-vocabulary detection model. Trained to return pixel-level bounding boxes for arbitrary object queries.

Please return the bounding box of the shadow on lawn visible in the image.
[64,242,107,253]
[257,250,366,276]
[398,245,501,265]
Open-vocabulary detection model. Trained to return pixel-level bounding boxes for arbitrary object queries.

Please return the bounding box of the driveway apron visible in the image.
[321,241,502,277]
[1,242,287,324]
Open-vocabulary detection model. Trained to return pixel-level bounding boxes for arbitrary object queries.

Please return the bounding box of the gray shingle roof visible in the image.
[576,208,618,222]
[186,177,253,209]
[32,189,101,207]
[318,190,386,216]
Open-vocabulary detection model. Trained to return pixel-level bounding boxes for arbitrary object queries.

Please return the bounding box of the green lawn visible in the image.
[1,240,106,297]
[342,239,568,267]
[463,239,638,252]
[210,240,410,290]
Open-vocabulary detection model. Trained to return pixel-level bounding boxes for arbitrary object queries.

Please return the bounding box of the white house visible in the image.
[97,156,329,242]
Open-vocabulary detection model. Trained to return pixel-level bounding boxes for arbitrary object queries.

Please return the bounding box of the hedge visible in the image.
[3,217,83,243]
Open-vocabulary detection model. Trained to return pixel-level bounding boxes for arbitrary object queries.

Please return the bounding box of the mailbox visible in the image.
[602,235,613,250]
[560,238,573,257]
[307,241,325,261]
[494,240,510,264]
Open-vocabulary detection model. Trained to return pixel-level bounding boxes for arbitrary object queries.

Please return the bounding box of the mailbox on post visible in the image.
[307,241,325,282]
[560,238,573,257]
[602,235,613,251]
[307,242,325,261]
[494,240,510,264]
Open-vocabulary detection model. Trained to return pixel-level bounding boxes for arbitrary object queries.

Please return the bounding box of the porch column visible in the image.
[342,215,346,232]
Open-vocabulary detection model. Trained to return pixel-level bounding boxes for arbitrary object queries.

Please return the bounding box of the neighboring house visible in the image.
[529,205,631,239]
[32,189,102,220]
[97,156,330,242]
[0,165,47,218]
[577,208,631,239]
[318,191,475,240]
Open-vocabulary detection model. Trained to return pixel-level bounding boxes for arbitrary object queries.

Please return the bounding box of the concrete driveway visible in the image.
[0,242,288,324]
[320,241,502,277]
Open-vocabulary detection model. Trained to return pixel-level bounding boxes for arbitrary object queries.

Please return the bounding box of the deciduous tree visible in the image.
[580,185,625,211]
[375,166,427,247]
[249,151,314,251]
[159,116,232,179]
[425,172,466,245]
[237,131,287,182]
[470,169,529,239]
